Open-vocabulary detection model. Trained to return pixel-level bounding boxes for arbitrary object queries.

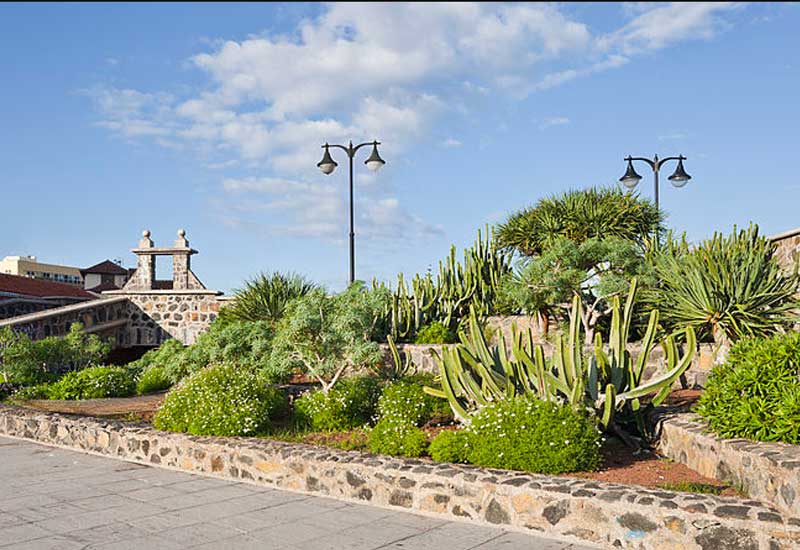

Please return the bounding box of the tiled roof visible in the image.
[0,273,95,299]
[87,281,122,293]
[81,260,129,276]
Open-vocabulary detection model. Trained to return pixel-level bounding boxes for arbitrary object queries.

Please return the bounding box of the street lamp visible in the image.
[619,154,691,212]
[619,154,691,242]
[317,140,385,285]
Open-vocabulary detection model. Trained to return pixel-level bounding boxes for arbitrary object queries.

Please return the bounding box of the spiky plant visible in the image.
[496,187,662,256]
[653,225,799,347]
[220,271,317,324]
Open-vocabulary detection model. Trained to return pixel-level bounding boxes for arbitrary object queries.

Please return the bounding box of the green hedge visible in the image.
[697,333,800,443]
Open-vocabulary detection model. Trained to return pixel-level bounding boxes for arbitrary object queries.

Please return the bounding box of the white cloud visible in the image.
[658,132,690,141]
[600,3,741,55]
[85,2,745,244]
[539,116,570,130]
[218,176,443,242]
[441,138,462,148]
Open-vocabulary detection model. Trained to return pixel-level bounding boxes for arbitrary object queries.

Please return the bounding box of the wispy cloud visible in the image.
[441,137,462,148]
[539,116,570,130]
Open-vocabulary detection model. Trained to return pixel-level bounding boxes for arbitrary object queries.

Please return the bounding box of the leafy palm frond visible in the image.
[654,224,799,344]
[220,271,317,324]
[495,187,663,256]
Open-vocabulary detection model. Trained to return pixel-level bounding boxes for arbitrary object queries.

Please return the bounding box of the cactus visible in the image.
[425,279,696,431]
[377,226,513,342]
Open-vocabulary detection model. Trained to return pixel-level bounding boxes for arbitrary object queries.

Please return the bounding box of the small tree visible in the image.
[496,187,662,257]
[269,284,390,392]
[498,236,655,344]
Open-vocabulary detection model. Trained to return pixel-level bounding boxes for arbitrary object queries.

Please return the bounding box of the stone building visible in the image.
[0,230,224,348]
[81,260,132,293]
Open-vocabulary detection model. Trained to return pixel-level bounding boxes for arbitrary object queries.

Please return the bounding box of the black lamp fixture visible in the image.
[619,154,691,212]
[316,139,386,285]
[619,154,692,243]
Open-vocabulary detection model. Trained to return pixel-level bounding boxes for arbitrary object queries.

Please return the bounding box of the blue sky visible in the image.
[1,2,798,292]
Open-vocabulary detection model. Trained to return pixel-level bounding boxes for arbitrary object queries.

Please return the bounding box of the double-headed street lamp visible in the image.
[317,140,385,285]
[619,154,691,242]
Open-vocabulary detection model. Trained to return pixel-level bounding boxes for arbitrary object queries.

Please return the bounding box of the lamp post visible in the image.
[619,154,691,242]
[317,140,385,285]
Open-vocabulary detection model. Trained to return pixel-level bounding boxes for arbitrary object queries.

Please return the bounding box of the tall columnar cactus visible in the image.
[377,227,513,341]
[425,279,696,432]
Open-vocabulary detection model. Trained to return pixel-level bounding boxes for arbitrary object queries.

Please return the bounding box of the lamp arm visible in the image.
[323,141,380,158]
[625,156,656,171]
[656,156,687,171]
[352,140,380,155]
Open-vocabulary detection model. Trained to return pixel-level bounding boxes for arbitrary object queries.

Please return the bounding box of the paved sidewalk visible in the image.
[0,437,595,549]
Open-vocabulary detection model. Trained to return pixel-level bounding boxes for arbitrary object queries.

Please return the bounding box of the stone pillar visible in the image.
[172,229,191,290]
[132,230,155,290]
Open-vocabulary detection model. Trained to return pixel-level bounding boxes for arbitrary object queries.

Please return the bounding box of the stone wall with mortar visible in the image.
[772,228,800,276]
[655,411,800,518]
[122,292,222,346]
[1,404,798,550]
[392,341,716,389]
[0,296,132,345]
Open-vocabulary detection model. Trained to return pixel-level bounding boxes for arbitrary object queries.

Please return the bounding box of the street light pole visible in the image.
[317,140,385,285]
[620,154,691,242]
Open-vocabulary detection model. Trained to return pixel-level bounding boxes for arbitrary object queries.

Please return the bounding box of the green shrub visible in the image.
[293,376,382,432]
[0,323,111,386]
[126,321,283,385]
[154,363,287,436]
[136,366,172,395]
[48,366,135,400]
[368,418,428,458]
[466,398,601,474]
[10,383,53,401]
[696,333,800,443]
[377,375,452,426]
[414,322,456,344]
[269,285,389,393]
[428,430,471,463]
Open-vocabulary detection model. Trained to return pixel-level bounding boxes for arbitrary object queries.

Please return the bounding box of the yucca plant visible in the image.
[220,271,317,324]
[653,225,799,348]
[424,279,696,440]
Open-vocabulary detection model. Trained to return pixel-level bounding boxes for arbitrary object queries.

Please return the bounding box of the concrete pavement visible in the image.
[0,437,595,549]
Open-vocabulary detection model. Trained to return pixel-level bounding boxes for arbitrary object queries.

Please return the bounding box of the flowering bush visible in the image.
[368,418,427,458]
[47,366,136,400]
[466,398,601,474]
[153,363,287,436]
[428,430,471,463]
[376,375,451,427]
[293,376,381,432]
[135,366,172,395]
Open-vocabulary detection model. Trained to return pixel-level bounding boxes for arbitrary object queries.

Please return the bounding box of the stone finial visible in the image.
[139,229,154,248]
[175,229,189,248]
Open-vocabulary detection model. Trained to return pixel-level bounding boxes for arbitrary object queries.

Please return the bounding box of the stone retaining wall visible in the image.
[2,404,798,550]
[656,411,800,518]
[393,342,716,389]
